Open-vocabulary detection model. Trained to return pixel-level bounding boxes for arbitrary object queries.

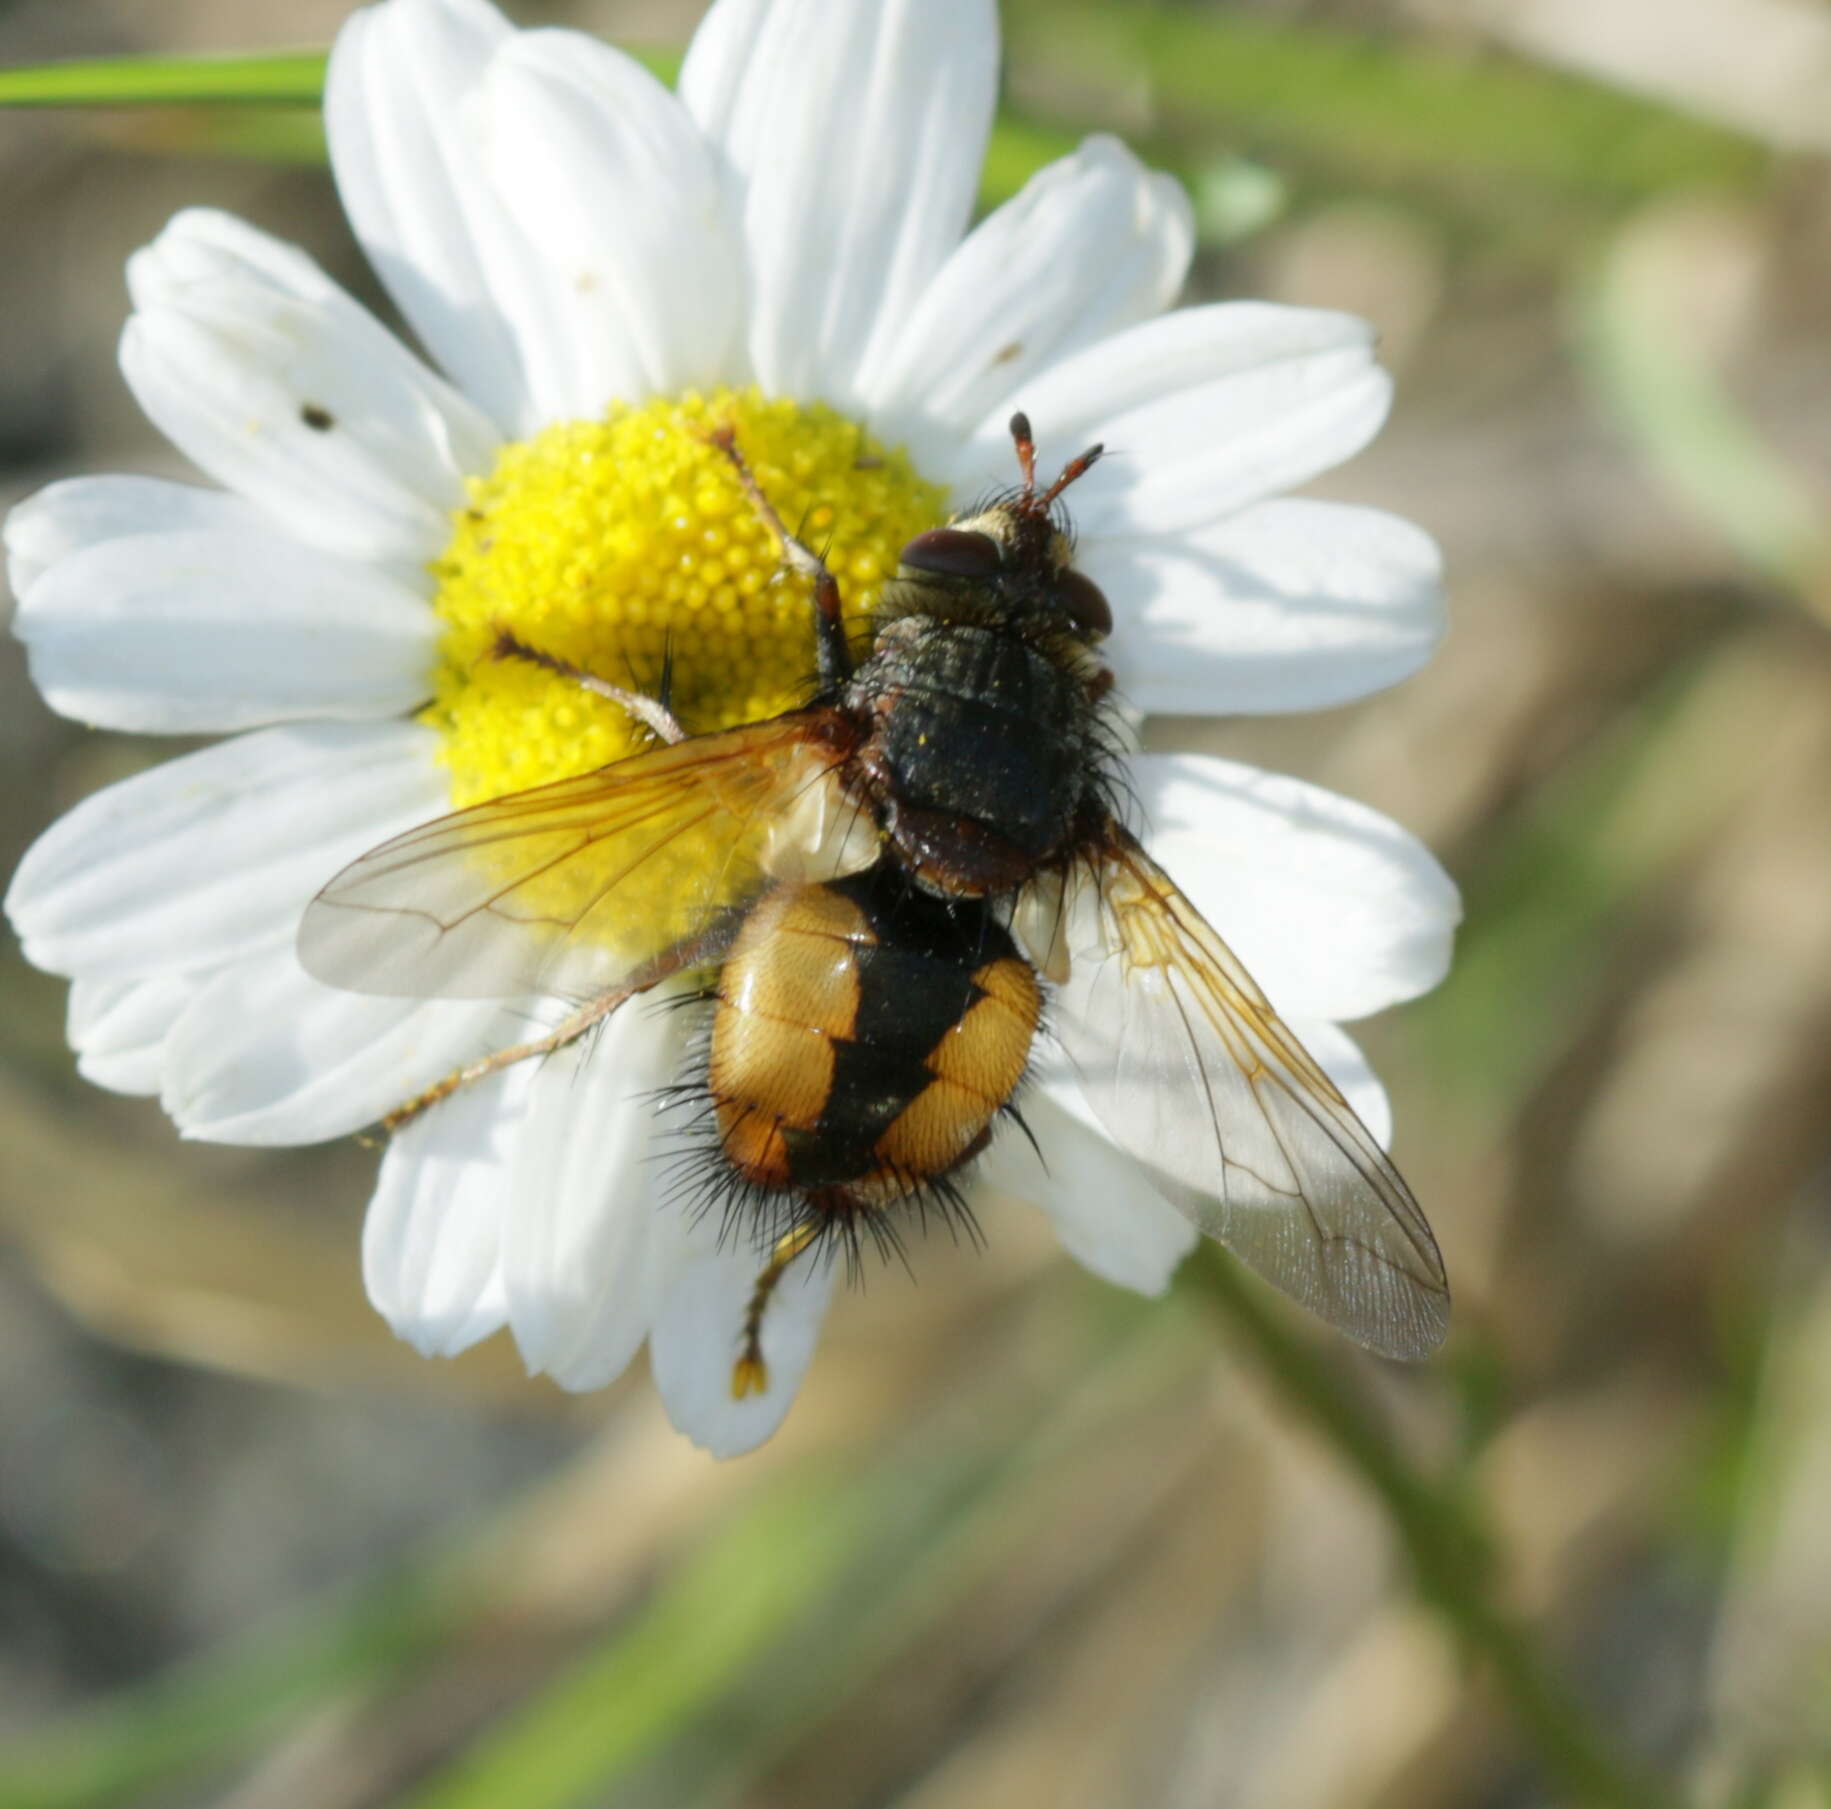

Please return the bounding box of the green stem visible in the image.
[1193,1253,1675,1809]
[0,52,328,107]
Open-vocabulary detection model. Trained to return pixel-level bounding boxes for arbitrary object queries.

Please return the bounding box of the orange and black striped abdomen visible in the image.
[709,871,1041,1210]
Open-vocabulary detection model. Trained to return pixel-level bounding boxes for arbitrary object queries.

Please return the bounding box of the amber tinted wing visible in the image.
[298,713,856,1001]
[1051,821,1449,1359]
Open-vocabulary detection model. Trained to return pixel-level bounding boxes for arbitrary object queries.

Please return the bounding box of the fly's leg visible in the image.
[383,915,742,1134]
[384,990,630,1133]
[704,424,852,686]
[490,627,687,745]
[732,1218,822,1398]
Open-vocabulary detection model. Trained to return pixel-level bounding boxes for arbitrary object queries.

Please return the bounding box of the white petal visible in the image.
[121,208,498,569]
[1089,499,1446,716]
[5,476,237,599]
[161,949,510,1146]
[502,1001,685,1392]
[66,974,194,1097]
[1293,1018,1392,1147]
[860,135,1193,469]
[326,0,533,433]
[947,304,1389,538]
[977,1093,1198,1296]
[12,511,439,733]
[7,722,446,983]
[472,31,746,415]
[1022,1014,1392,1261]
[648,1210,838,1458]
[681,0,998,408]
[365,1063,526,1357]
[1132,753,1460,1023]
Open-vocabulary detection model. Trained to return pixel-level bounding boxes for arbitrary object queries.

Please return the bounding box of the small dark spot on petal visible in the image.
[301,403,335,432]
[993,340,1024,365]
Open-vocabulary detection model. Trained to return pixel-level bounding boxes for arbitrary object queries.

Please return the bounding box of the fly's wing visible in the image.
[1050,820,1449,1359]
[299,712,869,1001]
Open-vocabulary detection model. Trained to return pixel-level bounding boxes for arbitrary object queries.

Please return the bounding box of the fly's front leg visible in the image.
[384,989,630,1132]
[383,915,742,1134]
[704,424,853,686]
[490,626,687,745]
[731,1218,822,1398]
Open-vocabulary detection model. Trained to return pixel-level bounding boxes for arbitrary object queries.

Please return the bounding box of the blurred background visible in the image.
[3,0,1830,1805]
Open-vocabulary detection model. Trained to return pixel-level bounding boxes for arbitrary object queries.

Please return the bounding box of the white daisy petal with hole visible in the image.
[859,134,1194,467]
[7,723,447,982]
[326,0,531,433]
[681,0,998,408]
[649,1213,839,1458]
[366,1063,526,1358]
[501,1003,686,1391]
[1131,752,1461,1023]
[474,30,747,415]
[121,209,500,570]
[1089,499,1446,716]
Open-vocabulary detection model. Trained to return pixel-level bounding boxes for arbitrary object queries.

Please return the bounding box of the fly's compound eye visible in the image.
[899,527,1002,579]
[1058,569,1113,639]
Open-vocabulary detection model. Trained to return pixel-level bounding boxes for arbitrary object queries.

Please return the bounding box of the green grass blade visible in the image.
[0,52,328,107]
[0,1563,475,1809]
[1191,1251,1674,1809]
[1401,637,1776,1126]
[400,1297,1190,1809]
[1579,211,1831,607]
[392,1472,880,1809]
[93,108,327,162]
[0,42,1224,244]
[1007,1,1765,209]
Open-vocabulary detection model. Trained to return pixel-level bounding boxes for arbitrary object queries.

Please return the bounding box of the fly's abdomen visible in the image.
[708,873,1040,1210]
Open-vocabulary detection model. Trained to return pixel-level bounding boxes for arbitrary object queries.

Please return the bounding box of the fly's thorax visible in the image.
[842,615,1115,897]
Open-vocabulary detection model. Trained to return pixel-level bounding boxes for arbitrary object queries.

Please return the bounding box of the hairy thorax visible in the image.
[842,615,1106,897]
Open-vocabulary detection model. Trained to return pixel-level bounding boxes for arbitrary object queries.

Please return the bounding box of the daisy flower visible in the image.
[4,0,1458,1457]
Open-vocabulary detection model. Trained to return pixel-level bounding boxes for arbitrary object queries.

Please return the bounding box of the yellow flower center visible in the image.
[425,387,948,807]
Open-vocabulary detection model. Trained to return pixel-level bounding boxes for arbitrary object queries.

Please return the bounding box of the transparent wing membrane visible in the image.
[299,714,860,1002]
[1051,823,1449,1359]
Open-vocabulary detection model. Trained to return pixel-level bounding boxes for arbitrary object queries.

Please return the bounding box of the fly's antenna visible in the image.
[1040,442,1104,509]
[1009,411,1037,496]
[1009,412,1104,512]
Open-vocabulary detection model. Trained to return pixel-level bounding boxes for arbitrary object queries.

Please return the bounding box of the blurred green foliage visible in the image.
[0,8,1770,244]
[1006,1,1765,214]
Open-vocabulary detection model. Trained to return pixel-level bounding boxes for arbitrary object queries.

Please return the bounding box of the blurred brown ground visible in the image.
[2,2,1830,1806]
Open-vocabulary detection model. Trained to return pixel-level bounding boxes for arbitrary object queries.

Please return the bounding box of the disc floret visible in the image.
[426,387,947,808]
